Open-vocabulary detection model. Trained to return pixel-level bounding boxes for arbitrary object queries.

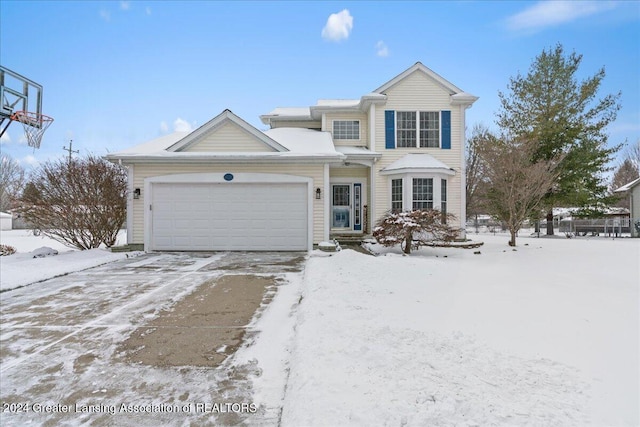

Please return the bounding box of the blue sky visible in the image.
[1,1,638,169]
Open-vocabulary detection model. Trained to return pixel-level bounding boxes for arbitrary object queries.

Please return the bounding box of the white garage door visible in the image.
[151,183,308,251]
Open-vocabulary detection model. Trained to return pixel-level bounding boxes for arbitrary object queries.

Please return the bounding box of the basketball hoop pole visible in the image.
[0,116,12,138]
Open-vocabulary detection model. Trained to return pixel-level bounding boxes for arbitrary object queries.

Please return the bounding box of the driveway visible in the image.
[0,251,305,426]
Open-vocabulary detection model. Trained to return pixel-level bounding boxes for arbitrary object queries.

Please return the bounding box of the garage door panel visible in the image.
[151,182,308,251]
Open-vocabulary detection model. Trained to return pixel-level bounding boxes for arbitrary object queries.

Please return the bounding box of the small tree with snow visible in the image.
[373,209,459,254]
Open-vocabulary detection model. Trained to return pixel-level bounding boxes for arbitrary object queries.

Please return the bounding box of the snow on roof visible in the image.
[263,107,311,118]
[335,146,381,158]
[614,177,640,192]
[0,212,11,218]
[316,99,360,107]
[381,153,455,174]
[263,128,340,154]
[112,132,189,155]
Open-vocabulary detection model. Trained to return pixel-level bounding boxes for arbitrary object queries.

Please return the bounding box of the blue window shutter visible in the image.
[385,110,395,149]
[441,110,451,149]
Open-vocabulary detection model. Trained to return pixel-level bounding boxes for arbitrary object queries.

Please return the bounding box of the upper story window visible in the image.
[396,112,417,147]
[420,112,440,148]
[396,111,440,148]
[333,120,360,139]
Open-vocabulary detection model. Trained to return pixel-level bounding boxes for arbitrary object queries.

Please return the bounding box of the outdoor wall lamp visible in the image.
[133,188,141,199]
[315,188,322,200]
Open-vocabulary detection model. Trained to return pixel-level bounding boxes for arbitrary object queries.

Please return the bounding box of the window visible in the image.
[396,112,417,147]
[412,178,433,210]
[391,179,403,211]
[420,112,440,147]
[395,111,440,148]
[441,179,447,222]
[333,120,360,139]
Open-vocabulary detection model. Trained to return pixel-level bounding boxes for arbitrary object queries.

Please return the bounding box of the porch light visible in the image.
[133,188,141,199]
[315,188,322,200]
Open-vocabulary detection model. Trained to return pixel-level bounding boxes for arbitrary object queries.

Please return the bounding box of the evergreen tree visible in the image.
[497,44,622,233]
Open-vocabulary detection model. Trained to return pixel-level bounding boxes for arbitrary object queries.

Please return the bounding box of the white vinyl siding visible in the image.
[373,70,464,230]
[181,122,276,152]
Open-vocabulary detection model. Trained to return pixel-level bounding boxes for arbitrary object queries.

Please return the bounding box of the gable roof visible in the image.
[614,177,640,192]
[168,109,288,152]
[374,62,465,95]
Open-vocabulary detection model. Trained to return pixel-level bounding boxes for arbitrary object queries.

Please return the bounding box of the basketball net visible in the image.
[10,111,54,149]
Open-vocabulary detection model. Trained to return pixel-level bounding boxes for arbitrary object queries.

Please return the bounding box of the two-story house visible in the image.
[107,62,477,251]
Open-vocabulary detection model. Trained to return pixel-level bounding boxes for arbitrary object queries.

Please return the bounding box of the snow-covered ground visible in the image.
[243,233,639,426]
[1,229,638,426]
[0,229,133,291]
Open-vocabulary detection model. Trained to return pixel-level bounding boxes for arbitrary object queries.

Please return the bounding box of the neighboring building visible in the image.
[106,62,477,251]
[0,212,12,231]
[615,177,640,237]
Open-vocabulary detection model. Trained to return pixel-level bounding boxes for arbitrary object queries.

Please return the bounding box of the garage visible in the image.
[150,181,309,251]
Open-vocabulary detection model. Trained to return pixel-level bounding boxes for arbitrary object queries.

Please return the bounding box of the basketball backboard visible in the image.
[0,66,51,148]
[0,66,42,120]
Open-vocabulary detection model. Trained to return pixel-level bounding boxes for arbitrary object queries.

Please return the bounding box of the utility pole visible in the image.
[63,140,79,162]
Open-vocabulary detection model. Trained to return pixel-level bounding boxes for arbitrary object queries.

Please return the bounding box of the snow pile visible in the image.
[0,230,136,291]
[31,246,58,258]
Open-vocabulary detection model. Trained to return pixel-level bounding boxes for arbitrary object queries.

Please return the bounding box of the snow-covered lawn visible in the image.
[251,233,638,426]
[0,229,638,426]
[0,229,133,291]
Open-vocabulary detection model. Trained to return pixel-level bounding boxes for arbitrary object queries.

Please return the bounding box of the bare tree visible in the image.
[0,154,25,212]
[373,209,459,254]
[477,135,563,246]
[16,155,127,249]
[466,124,492,224]
[627,139,640,170]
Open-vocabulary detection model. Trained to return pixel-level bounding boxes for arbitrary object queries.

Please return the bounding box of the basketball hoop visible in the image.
[10,111,54,149]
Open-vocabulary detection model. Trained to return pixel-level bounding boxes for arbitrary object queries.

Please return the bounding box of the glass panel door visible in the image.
[332,184,351,228]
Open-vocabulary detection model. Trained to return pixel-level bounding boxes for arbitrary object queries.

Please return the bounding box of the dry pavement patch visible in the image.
[119,274,275,367]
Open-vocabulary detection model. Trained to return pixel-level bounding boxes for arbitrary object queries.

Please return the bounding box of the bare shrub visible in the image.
[0,244,16,256]
[16,155,127,250]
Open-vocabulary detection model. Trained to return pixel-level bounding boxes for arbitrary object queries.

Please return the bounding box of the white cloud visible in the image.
[376,41,389,57]
[321,9,353,42]
[173,118,193,132]
[20,155,39,167]
[99,9,111,22]
[120,1,130,11]
[0,132,11,144]
[159,121,169,133]
[506,1,617,32]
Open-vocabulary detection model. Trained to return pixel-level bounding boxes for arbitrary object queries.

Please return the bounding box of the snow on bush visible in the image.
[373,209,459,254]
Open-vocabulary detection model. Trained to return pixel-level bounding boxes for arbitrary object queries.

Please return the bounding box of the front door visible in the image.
[332,184,351,229]
[331,183,363,231]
